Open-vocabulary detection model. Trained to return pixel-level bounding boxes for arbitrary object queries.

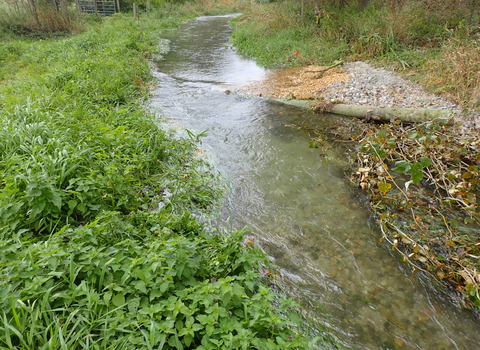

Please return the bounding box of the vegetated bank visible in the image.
[230,0,480,312]
[0,2,330,349]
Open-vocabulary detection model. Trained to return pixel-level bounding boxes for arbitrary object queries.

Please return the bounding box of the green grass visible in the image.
[0,3,328,349]
[230,0,479,108]
[230,3,326,67]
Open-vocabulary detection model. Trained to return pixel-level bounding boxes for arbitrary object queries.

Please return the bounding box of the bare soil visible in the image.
[242,65,350,100]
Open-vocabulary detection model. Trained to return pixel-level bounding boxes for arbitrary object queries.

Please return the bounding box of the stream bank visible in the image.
[243,60,480,312]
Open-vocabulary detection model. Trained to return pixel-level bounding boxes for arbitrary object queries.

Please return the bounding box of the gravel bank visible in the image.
[319,61,480,133]
[242,60,479,135]
[321,61,458,110]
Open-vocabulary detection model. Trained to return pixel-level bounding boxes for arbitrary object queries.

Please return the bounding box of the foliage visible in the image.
[345,120,480,308]
[0,5,317,349]
[0,215,308,349]
[0,0,78,36]
[230,2,326,67]
[425,37,480,107]
[0,14,220,236]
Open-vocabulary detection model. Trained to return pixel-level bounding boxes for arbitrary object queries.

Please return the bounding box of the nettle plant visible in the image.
[0,213,311,349]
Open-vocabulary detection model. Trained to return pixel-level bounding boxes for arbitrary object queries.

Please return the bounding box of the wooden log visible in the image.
[268,98,456,125]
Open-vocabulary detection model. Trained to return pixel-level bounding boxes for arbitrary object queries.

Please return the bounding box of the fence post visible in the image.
[146,0,151,13]
[93,0,98,15]
[133,3,138,19]
[116,0,120,12]
[60,0,69,25]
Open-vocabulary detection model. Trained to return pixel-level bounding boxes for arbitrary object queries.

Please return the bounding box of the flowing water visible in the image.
[151,15,480,350]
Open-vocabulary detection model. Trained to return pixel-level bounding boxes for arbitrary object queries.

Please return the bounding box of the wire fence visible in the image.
[77,0,116,15]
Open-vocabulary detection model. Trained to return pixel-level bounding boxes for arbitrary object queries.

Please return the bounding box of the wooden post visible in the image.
[146,0,151,13]
[116,0,120,12]
[133,3,138,19]
[94,0,98,15]
[28,0,40,27]
[60,0,70,25]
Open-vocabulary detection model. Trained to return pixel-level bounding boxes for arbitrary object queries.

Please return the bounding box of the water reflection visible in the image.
[152,14,480,350]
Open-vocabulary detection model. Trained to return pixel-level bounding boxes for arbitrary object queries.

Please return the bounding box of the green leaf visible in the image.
[377,129,387,138]
[377,149,387,159]
[197,314,209,325]
[30,202,46,220]
[133,268,146,281]
[387,138,396,146]
[103,291,112,306]
[128,298,140,313]
[419,157,432,167]
[408,130,419,139]
[133,280,147,294]
[159,280,171,293]
[50,190,62,209]
[149,288,163,301]
[287,311,302,324]
[392,160,410,174]
[183,333,193,347]
[410,162,425,184]
[76,202,87,213]
[411,171,424,184]
[233,308,244,318]
[191,323,203,332]
[67,199,78,210]
[112,293,125,307]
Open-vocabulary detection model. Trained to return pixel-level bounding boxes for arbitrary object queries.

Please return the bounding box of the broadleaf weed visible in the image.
[0,4,321,349]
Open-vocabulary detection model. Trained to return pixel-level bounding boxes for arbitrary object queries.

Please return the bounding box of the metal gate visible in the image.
[77,0,116,15]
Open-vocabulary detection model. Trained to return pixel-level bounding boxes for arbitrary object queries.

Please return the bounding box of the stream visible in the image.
[151,14,480,350]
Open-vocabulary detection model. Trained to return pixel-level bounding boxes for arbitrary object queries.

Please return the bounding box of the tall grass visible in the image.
[0,0,78,36]
[425,37,480,106]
